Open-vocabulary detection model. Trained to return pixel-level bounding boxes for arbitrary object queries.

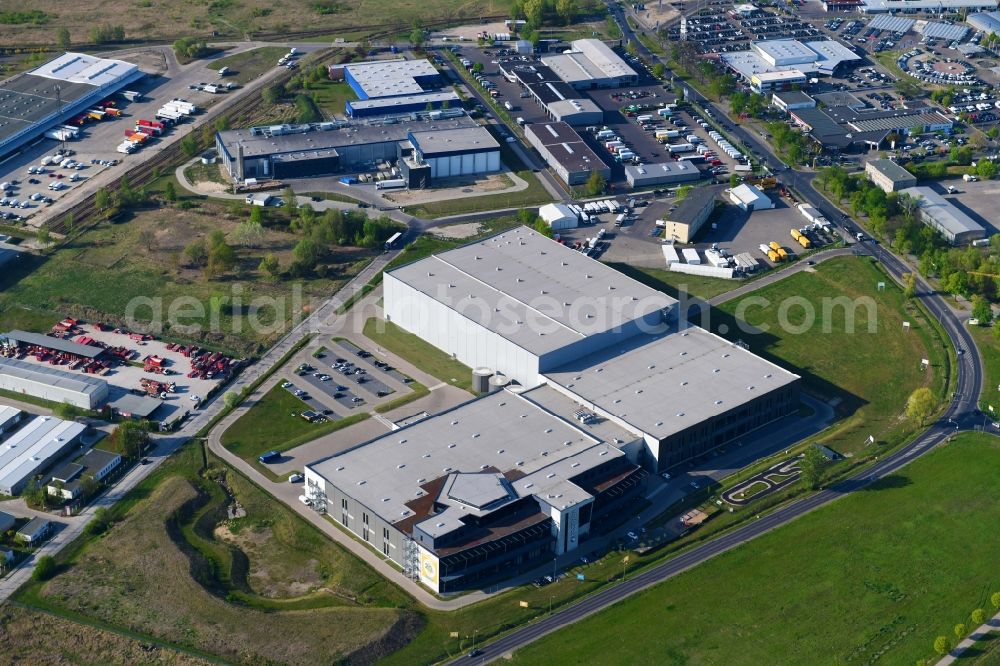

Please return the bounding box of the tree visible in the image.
[56,27,70,49]
[84,507,112,536]
[585,171,606,196]
[976,159,998,180]
[409,24,425,49]
[905,387,935,426]
[95,187,112,210]
[525,0,544,27]
[184,239,208,267]
[262,83,284,105]
[208,241,237,276]
[224,391,240,409]
[180,134,199,158]
[138,227,157,252]
[651,63,665,79]
[729,173,741,188]
[283,186,297,216]
[235,220,265,247]
[798,446,826,490]
[555,0,577,24]
[259,253,281,279]
[971,295,993,324]
[292,238,322,273]
[208,229,227,249]
[163,180,177,202]
[903,272,917,300]
[111,421,150,459]
[36,228,51,246]
[934,636,951,656]
[992,591,1000,610]
[954,623,967,639]
[472,62,484,74]
[32,555,57,581]
[972,609,987,625]
[533,218,554,238]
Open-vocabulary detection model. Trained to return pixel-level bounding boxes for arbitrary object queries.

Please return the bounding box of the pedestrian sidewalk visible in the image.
[937,611,1000,665]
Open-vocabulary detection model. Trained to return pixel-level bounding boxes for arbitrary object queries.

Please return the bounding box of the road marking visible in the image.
[428,382,448,391]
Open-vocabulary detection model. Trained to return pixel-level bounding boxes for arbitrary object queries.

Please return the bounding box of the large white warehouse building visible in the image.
[0,357,109,409]
[0,415,86,496]
[383,227,677,387]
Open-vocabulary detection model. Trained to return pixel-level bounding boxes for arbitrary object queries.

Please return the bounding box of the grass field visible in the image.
[363,318,474,392]
[0,198,375,356]
[17,443,418,665]
[0,603,210,665]
[209,46,288,85]
[308,78,359,119]
[220,383,370,477]
[968,324,1000,413]
[716,256,949,456]
[963,632,1000,664]
[0,0,512,46]
[511,433,1000,666]
[607,261,738,301]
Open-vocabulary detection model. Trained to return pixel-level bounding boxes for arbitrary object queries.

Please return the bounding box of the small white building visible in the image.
[538,203,579,230]
[729,183,774,211]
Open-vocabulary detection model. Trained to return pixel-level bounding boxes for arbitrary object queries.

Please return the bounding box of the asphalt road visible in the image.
[443,9,987,662]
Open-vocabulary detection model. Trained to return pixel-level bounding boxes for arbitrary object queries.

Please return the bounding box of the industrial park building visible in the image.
[331,58,459,119]
[652,185,721,243]
[0,357,108,409]
[384,227,676,388]
[900,186,986,244]
[858,0,998,12]
[524,121,610,186]
[624,161,701,188]
[771,90,817,113]
[0,415,86,496]
[721,39,860,92]
[502,62,604,126]
[541,39,638,89]
[866,159,917,193]
[0,52,143,159]
[215,114,498,183]
[312,228,800,593]
[790,104,952,151]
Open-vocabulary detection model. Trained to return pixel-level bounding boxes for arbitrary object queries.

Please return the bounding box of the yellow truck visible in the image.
[769,241,781,251]
[790,228,803,242]
[777,247,789,260]
[798,235,812,249]
[767,249,781,262]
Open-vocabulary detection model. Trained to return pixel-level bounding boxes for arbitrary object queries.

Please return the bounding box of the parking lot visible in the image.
[927,177,1000,236]
[0,44,291,231]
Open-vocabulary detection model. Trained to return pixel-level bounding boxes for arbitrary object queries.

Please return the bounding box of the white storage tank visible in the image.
[473,367,493,394]
[488,374,509,393]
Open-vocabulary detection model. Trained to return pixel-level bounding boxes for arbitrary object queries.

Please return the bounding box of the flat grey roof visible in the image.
[0,74,94,146]
[78,447,120,471]
[387,226,675,356]
[812,91,865,109]
[526,122,609,174]
[4,329,104,358]
[772,90,815,106]
[106,393,163,418]
[569,39,638,79]
[867,159,915,183]
[16,516,50,538]
[0,357,108,397]
[0,415,86,494]
[901,186,986,237]
[217,115,478,159]
[543,326,800,441]
[867,15,916,32]
[863,0,996,9]
[308,389,609,530]
[668,185,721,224]
[344,58,439,98]
[547,98,602,118]
[624,161,701,184]
[0,511,14,532]
[409,126,500,155]
[348,90,459,111]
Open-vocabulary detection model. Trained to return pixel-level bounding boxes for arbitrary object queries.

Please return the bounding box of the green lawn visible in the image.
[511,433,1000,666]
[362,318,473,392]
[969,325,1000,413]
[308,78,358,118]
[607,262,738,301]
[220,383,369,478]
[716,256,950,456]
[210,47,289,85]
